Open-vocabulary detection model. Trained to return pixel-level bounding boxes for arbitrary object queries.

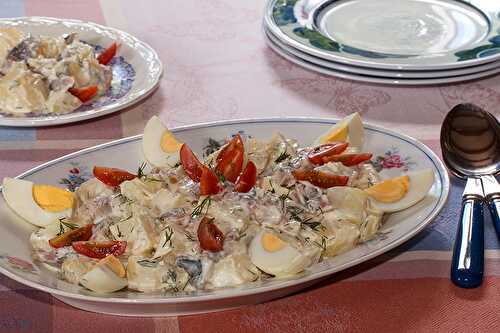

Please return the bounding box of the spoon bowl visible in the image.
[441,103,500,178]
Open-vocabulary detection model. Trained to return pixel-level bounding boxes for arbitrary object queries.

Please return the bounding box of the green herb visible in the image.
[275,150,290,163]
[184,231,196,242]
[218,173,226,183]
[116,225,123,238]
[57,218,79,236]
[301,219,324,231]
[119,214,133,223]
[137,162,147,179]
[173,161,181,168]
[268,179,276,194]
[313,236,327,259]
[191,196,212,218]
[279,190,291,211]
[162,226,174,248]
[137,257,161,268]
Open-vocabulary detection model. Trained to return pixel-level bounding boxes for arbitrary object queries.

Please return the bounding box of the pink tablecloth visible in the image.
[1,0,500,332]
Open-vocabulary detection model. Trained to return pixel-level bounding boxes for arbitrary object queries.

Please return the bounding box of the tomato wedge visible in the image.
[322,153,373,166]
[200,166,222,195]
[308,142,349,165]
[292,169,349,188]
[234,161,257,193]
[215,134,244,183]
[72,240,127,259]
[49,224,93,248]
[69,85,98,103]
[97,42,118,65]
[197,217,224,252]
[180,144,204,182]
[93,166,136,187]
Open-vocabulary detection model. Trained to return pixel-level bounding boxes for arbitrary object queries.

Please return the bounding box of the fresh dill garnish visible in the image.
[313,236,328,259]
[162,226,174,248]
[191,196,212,218]
[274,150,290,163]
[173,161,181,168]
[218,173,226,182]
[119,214,133,223]
[184,231,196,242]
[137,162,147,179]
[137,257,161,268]
[57,218,79,236]
[116,225,123,238]
[301,219,324,231]
[268,179,276,194]
[279,190,291,211]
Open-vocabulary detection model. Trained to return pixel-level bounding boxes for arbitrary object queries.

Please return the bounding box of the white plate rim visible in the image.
[0,16,163,127]
[264,0,500,71]
[0,117,450,304]
[264,30,500,85]
[265,26,500,79]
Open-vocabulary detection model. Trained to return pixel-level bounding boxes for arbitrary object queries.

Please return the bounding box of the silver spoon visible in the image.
[440,103,500,288]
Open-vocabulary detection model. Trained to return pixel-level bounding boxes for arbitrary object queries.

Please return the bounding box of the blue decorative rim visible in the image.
[268,0,500,65]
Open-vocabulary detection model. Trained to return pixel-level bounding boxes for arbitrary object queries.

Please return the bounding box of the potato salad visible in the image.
[2,113,435,294]
[0,27,117,116]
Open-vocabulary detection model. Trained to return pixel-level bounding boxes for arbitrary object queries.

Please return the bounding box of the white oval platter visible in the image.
[0,118,449,316]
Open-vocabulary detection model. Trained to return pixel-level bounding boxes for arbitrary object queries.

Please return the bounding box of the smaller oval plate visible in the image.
[0,17,163,127]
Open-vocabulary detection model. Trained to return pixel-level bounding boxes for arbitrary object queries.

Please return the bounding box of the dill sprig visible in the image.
[137,161,147,179]
[275,150,290,163]
[162,226,174,248]
[191,196,212,218]
[278,190,291,211]
[57,218,79,236]
[184,231,196,242]
[268,179,276,194]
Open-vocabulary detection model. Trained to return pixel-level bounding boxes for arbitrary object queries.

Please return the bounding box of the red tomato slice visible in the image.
[49,224,93,248]
[307,142,349,165]
[72,241,127,259]
[199,166,222,195]
[97,42,118,65]
[197,216,224,252]
[215,134,244,183]
[93,166,136,187]
[322,153,373,166]
[180,144,204,182]
[234,161,257,193]
[69,85,98,103]
[292,169,349,188]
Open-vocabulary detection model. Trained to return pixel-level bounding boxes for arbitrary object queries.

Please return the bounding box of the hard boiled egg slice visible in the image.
[80,255,127,293]
[2,177,74,227]
[249,231,310,277]
[364,169,434,213]
[314,112,365,150]
[142,116,182,168]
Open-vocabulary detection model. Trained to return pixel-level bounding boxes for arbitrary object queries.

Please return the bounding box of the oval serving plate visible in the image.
[0,118,449,316]
[0,17,163,127]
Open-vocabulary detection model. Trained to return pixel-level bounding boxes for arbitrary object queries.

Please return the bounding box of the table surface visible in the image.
[1,0,500,332]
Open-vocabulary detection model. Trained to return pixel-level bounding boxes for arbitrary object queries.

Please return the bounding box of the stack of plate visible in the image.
[263,0,500,85]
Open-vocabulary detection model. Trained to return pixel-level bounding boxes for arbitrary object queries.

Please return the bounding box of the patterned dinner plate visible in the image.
[265,0,500,70]
[0,17,163,127]
[265,30,500,85]
[0,118,449,316]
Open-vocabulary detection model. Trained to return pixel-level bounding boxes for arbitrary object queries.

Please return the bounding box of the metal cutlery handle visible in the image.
[451,195,484,288]
[488,196,500,239]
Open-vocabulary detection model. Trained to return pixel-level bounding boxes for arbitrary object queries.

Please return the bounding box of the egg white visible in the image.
[314,112,365,150]
[369,169,435,213]
[249,231,310,277]
[80,265,128,293]
[142,116,181,168]
[2,177,72,227]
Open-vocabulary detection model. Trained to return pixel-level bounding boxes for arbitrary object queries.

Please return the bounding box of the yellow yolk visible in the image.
[261,232,287,252]
[99,255,126,277]
[160,130,182,153]
[365,175,410,203]
[321,124,348,144]
[32,185,74,212]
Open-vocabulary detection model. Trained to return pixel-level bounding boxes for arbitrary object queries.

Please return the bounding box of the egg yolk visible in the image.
[321,124,348,144]
[160,130,182,153]
[32,185,74,212]
[364,175,410,203]
[261,232,287,252]
[99,255,126,277]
